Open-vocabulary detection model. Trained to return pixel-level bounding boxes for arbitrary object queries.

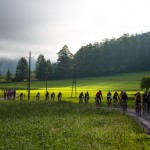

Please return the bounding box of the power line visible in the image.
[57,64,77,97]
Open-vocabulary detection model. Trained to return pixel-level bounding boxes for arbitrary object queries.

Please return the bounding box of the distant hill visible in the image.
[0,58,35,75]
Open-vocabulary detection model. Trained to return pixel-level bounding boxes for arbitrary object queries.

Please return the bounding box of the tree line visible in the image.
[74,32,150,77]
[3,31,150,82]
[4,45,73,82]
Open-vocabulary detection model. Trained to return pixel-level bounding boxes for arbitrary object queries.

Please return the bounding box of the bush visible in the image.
[140,76,150,91]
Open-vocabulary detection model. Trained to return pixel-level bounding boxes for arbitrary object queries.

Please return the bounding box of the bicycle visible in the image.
[143,102,148,115]
[107,97,112,108]
[95,97,102,107]
[122,100,127,115]
[79,97,84,104]
[113,98,119,108]
[85,96,89,104]
[58,95,62,101]
[135,103,141,116]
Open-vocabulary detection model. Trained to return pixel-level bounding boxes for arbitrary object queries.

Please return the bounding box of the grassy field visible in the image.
[0,101,150,150]
[0,72,150,149]
[0,71,150,105]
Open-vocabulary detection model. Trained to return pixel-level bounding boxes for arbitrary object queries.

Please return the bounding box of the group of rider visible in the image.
[79,90,127,106]
[79,90,150,115]
[36,91,62,101]
[79,91,90,104]
[3,89,16,100]
[3,89,150,115]
[106,91,128,108]
[135,91,150,115]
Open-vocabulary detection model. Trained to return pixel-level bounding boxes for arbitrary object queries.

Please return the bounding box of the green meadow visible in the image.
[0,101,150,150]
[0,71,150,102]
[0,71,149,108]
[0,72,150,149]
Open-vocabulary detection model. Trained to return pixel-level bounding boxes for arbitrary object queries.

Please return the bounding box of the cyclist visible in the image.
[135,92,141,116]
[58,92,62,101]
[122,91,128,115]
[79,92,84,104]
[84,91,90,104]
[20,93,23,101]
[119,91,123,107]
[4,90,7,100]
[142,91,148,115]
[45,91,49,100]
[12,89,16,100]
[147,92,150,115]
[36,92,40,101]
[51,92,55,101]
[107,91,112,107]
[95,90,103,106]
[113,91,119,107]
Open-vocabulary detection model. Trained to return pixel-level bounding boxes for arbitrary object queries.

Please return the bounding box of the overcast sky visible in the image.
[0,0,150,62]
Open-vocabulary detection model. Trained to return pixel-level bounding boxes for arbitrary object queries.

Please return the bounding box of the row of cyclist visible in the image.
[35,91,62,101]
[17,91,62,101]
[79,90,150,115]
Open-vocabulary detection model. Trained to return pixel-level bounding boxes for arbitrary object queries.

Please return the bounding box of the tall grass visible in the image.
[0,100,150,150]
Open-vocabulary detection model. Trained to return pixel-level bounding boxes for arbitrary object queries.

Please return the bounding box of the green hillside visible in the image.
[0,71,150,99]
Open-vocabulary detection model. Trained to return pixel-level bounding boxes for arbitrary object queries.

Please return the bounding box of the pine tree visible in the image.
[46,59,52,80]
[6,69,12,82]
[15,57,28,82]
[57,45,73,78]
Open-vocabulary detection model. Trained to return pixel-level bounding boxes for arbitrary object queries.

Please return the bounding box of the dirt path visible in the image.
[126,109,150,134]
[104,107,150,134]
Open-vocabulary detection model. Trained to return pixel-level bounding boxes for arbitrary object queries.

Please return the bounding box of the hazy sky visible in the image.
[0,0,150,62]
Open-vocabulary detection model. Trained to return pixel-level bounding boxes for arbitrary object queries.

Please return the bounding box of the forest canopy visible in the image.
[74,32,150,77]
[1,32,150,80]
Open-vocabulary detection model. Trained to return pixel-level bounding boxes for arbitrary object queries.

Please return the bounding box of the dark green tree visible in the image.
[15,57,28,82]
[6,69,12,82]
[57,45,73,78]
[35,54,52,80]
[140,76,150,91]
[35,54,46,80]
[74,32,150,77]
[46,59,52,80]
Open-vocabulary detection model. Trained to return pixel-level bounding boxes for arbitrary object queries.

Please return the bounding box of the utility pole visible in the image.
[45,71,48,93]
[71,64,77,97]
[0,70,1,82]
[27,51,33,100]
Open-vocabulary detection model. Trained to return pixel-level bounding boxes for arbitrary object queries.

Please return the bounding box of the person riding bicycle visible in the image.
[122,91,128,114]
[135,92,141,115]
[58,92,62,101]
[142,91,148,114]
[119,91,123,107]
[107,91,112,107]
[45,91,49,100]
[51,92,55,101]
[84,91,90,104]
[79,92,84,104]
[95,90,103,106]
[147,92,150,115]
[113,91,119,107]
[36,92,40,101]
[20,93,23,101]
